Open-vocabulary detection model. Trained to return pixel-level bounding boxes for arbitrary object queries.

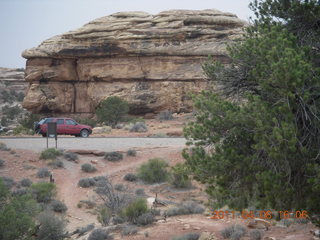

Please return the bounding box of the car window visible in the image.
[56,119,64,125]
[66,119,77,125]
[38,119,45,124]
[44,118,53,123]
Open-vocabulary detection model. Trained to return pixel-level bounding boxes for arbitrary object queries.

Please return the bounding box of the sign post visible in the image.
[47,122,58,149]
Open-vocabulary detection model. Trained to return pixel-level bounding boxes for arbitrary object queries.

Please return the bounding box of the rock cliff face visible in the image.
[22,9,246,115]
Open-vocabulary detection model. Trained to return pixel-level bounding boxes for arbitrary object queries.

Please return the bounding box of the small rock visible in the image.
[92,150,105,156]
[183,224,190,230]
[193,227,201,230]
[90,160,98,164]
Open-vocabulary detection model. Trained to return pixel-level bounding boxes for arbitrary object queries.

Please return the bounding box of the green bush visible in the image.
[48,160,64,168]
[97,207,111,226]
[63,152,78,161]
[30,182,56,203]
[136,212,155,226]
[137,158,169,183]
[104,151,123,161]
[114,183,125,191]
[124,173,137,182]
[19,113,40,130]
[220,224,246,240]
[75,117,98,128]
[122,198,148,223]
[121,225,138,236]
[50,200,68,213]
[13,125,34,135]
[165,201,204,217]
[135,188,145,196]
[20,178,32,187]
[127,149,137,157]
[95,96,129,127]
[78,178,96,188]
[37,211,66,240]
[81,163,97,173]
[88,228,112,240]
[170,163,192,189]
[1,176,15,189]
[40,148,62,160]
[129,117,145,124]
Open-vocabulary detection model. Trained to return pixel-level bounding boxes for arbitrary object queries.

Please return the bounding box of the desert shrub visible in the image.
[93,176,107,182]
[1,116,8,126]
[95,96,129,127]
[97,207,111,226]
[166,201,204,217]
[113,215,125,224]
[75,117,98,128]
[11,188,28,197]
[75,223,95,236]
[37,211,65,240]
[124,173,137,182]
[170,163,192,189]
[135,188,145,196]
[129,117,145,124]
[171,233,200,240]
[157,110,173,121]
[152,132,168,138]
[95,177,132,214]
[48,160,64,168]
[31,182,56,203]
[150,208,161,216]
[40,148,62,160]
[129,122,148,132]
[37,168,51,178]
[127,149,137,157]
[121,225,138,236]
[78,200,96,209]
[137,158,169,183]
[221,224,246,240]
[0,142,10,151]
[136,212,155,226]
[81,163,97,173]
[104,151,123,161]
[50,200,68,213]
[114,183,125,191]
[19,113,40,130]
[20,178,32,187]
[122,198,148,223]
[0,159,5,168]
[1,176,15,189]
[78,178,96,188]
[88,228,112,240]
[63,151,78,161]
[250,229,263,240]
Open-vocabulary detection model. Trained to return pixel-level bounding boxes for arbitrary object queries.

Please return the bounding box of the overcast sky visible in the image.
[0,0,253,68]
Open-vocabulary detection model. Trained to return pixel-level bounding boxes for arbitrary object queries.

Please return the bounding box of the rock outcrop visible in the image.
[22,9,246,115]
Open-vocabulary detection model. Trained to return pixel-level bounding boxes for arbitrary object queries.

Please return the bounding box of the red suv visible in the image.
[35,118,92,137]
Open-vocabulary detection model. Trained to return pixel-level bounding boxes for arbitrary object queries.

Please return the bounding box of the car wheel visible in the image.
[80,129,89,138]
[42,133,46,137]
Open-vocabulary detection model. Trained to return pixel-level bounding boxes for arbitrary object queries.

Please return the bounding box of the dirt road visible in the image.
[0,137,186,152]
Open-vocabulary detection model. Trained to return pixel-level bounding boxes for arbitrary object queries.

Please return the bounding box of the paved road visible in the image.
[0,137,187,152]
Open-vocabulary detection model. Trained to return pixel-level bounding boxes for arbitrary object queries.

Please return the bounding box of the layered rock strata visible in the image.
[22,9,246,114]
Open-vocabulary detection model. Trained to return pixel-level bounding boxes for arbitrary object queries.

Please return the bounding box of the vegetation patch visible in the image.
[104,151,123,161]
[81,163,97,173]
[137,158,169,183]
[40,148,62,160]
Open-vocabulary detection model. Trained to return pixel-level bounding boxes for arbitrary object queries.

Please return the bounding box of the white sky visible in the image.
[0,0,253,68]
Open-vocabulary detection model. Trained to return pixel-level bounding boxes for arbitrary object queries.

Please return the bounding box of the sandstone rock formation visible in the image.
[22,9,246,115]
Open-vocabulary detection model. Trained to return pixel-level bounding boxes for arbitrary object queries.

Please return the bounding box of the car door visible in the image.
[56,119,66,134]
[65,119,78,135]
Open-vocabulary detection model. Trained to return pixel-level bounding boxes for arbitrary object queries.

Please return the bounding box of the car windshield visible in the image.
[44,118,53,123]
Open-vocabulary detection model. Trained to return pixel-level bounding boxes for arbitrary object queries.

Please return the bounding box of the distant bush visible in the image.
[124,173,137,182]
[74,224,95,236]
[0,159,5,168]
[75,117,98,128]
[165,201,204,217]
[2,105,22,120]
[50,200,68,213]
[1,176,15,189]
[93,176,107,182]
[127,149,137,157]
[135,188,145,196]
[37,168,51,178]
[11,188,29,197]
[63,152,78,161]
[121,225,138,236]
[114,183,125,191]
[31,182,56,203]
[78,200,96,209]
[171,233,200,240]
[97,207,111,226]
[20,178,32,187]
[250,229,263,240]
[122,198,148,223]
[221,224,246,240]
[170,163,192,189]
[104,152,123,161]
[129,117,145,124]
[137,158,169,183]
[13,125,34,135]
[37,211,65,240]
[95,96,129,128]
[1,116,8,126]
[88,228,112,240]
[136,212,155,226]
[78,178,96,188]
[19,113,40,130]
[129,122,148,132]
[81,163,97,173]
[48,160,64,168]
[157,110,173,121]
[40,148,62,160]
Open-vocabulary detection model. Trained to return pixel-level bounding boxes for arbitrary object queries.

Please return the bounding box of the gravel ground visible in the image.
[0,137,187,152]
